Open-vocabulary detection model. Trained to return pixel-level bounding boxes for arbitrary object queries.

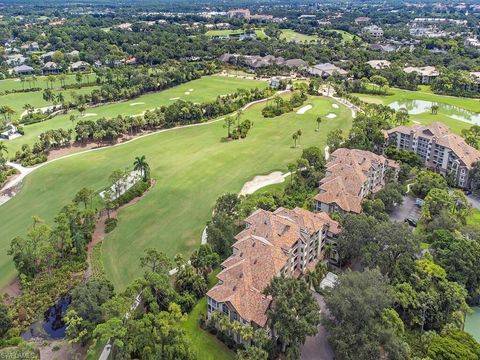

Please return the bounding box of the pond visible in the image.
[21,296,71,340]
[389,99,480,125]
[465,306,480,342]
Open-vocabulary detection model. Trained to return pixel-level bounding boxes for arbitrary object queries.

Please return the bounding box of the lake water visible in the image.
[465,306,480,342]
[389,99,480,125]
[21,296,71,340]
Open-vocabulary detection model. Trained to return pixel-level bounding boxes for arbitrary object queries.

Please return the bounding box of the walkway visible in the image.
[300,292,334,360]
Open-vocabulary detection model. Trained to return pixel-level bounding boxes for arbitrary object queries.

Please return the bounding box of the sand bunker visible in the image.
[169,97,180,100]
[82,113,97,118]
[240,171,287,196]
[184,92,190,95]
[189,88,194,92]
[129,102,145,106]
[332,104,339,109]
[326,113,337,118]
[296,105,312,115]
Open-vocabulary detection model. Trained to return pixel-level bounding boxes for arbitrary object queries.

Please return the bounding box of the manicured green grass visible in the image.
[205,29,268,39]
[3,86,98,115]
[354,88,480,135]
[4,76,267,155]
[181,268,235,360]
[467,208,480,225]
[280,29,317,43]
[0,73,97,92]
[0,94,352,290]
[325,29,362,43]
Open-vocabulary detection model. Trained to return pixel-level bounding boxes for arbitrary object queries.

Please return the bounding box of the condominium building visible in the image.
[362,25,384,38]
[385,123,480,188]
[206,207,340,341]
[314,148,399,213]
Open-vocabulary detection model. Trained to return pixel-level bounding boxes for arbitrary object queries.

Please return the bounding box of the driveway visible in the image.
[300,292,334,360]
[389,195,421,222]
[466,194,480,210]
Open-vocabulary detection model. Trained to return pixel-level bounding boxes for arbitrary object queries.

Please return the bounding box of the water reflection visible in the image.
[389,99,480,125]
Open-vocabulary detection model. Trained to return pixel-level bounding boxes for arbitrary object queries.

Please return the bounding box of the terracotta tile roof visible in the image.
[386,122,480,169]
[314,148,398,213]
[207,208,339,327]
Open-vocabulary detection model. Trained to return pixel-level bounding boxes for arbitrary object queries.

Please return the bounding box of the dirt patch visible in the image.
[37,340,87,360]
[0,278,21,305]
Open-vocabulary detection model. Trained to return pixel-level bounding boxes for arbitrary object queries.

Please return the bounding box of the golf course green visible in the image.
[354,88,480,135]
[0,93,352,290]
[5,76,268,155]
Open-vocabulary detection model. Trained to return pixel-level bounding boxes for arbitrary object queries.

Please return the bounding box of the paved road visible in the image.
[466,194,480,210]
[300,292,334,360]
[389,195,420,222]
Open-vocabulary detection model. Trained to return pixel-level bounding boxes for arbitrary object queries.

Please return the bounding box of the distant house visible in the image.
[40,51,57,60]
[20,41,39,52]
[314,148,399,214]
[369,43,397,52]
[125,57,138,65]
[42,61,61,74]
[12,64,34,75]
[283,58,308,68]
[362,25,384,38]
[218,54,306,70]
[5,54,26,66]
[403,66,439,84]
[227,9,251,19]
[308,63,348,78]
[270,77,282,88]
[94,60,103,68]
[355,16,370,24]
[366,60,391,70]
[70,61,89,72]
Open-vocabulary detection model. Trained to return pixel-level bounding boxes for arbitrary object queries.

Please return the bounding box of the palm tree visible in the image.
[292,132,299,148]
[297,129,302,145]
[133,155,150,181]
[59,73,67,88]
[431,104,439,115]
[223,116,235,138]
[316,117,322,132]
[22,104,34,121]
[236,109,243,127]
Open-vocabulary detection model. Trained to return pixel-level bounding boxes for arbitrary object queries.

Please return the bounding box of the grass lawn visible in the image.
[3,85,98,115]
[205,29,268,39]
[353,88,480,136]
[0,73,98,92]
[280,29,317,43]
[0,94,352,290]
[4,76,268,155]
[325,29,362,43]
[181,268,235,360]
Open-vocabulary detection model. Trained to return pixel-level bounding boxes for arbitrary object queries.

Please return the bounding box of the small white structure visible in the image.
[362,25,384,38]
[0,124,22,140]
[319,272,338,290]
[99,170,142,200]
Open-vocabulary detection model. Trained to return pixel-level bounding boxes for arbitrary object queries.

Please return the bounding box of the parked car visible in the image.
[464,189,472,196]
[404,218,417,227]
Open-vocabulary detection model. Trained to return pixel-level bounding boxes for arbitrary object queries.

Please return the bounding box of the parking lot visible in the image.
[389,195,421,223]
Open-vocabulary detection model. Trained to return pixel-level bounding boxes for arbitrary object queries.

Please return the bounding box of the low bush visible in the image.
[104,218,117,233]
[116,180,150,207]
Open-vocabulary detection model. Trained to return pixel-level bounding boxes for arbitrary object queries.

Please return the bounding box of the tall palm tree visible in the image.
[223,116,235,138]
[316,117,322,132]
[297,129,302,145]
[292,132,299,148]
[133,155,150,181]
